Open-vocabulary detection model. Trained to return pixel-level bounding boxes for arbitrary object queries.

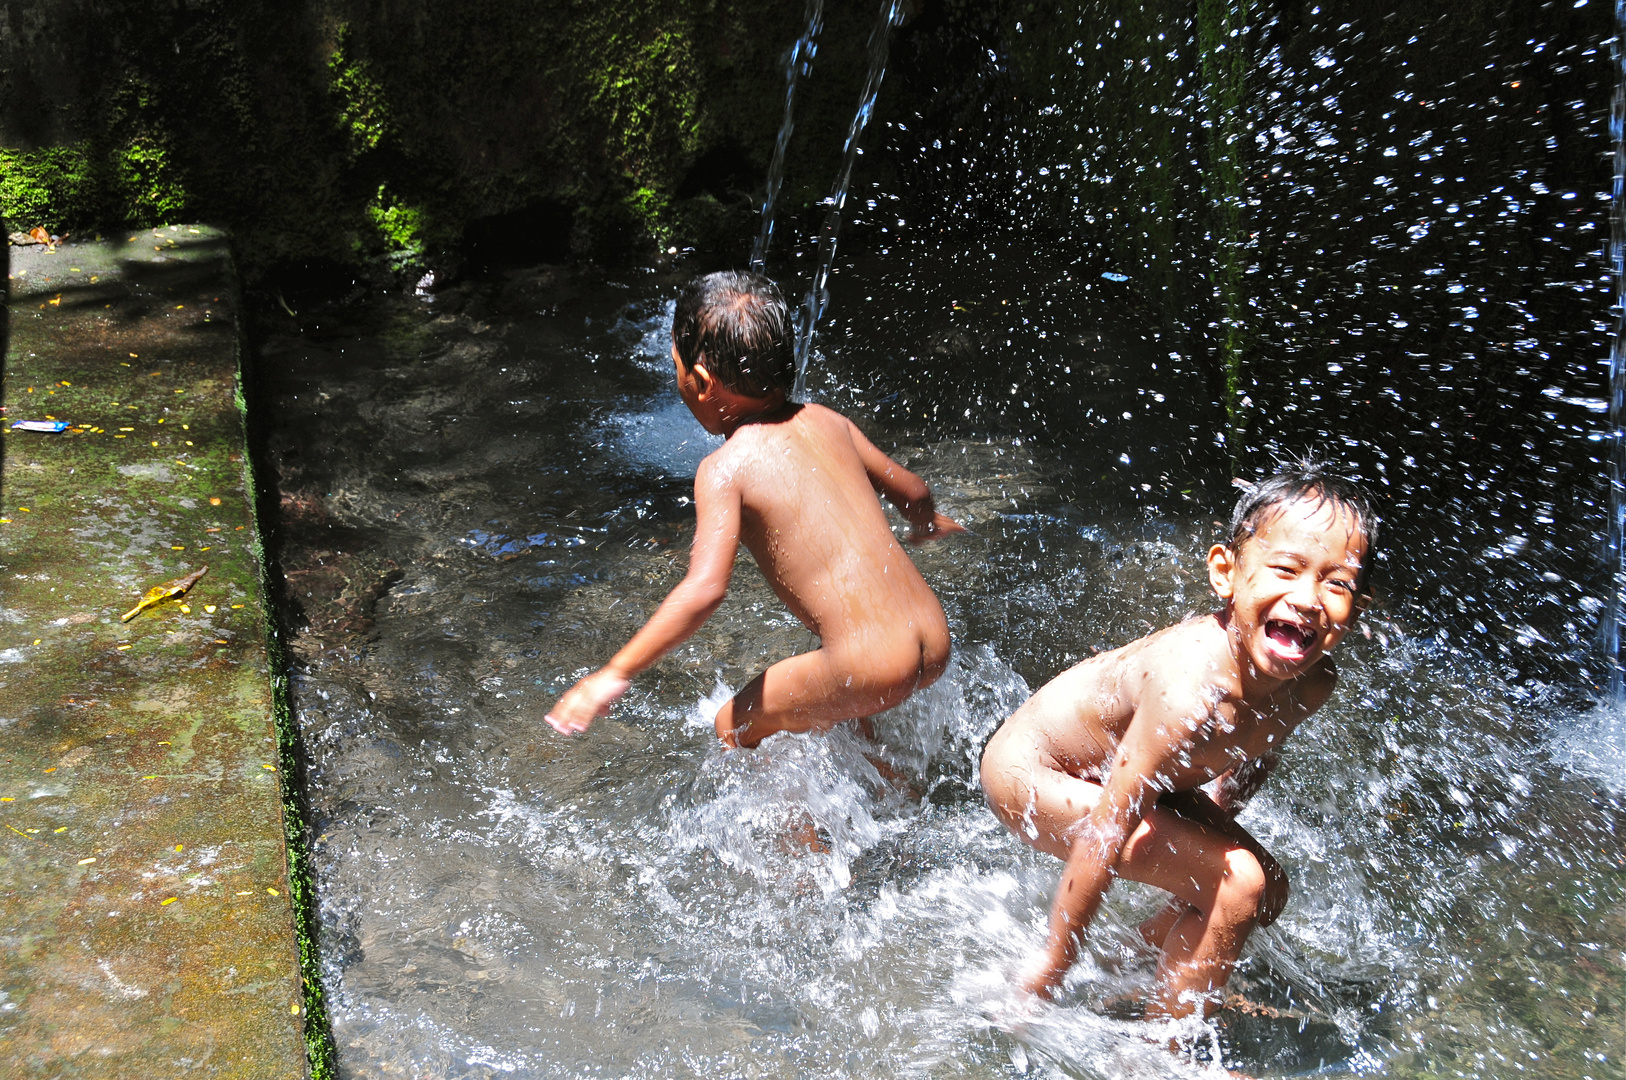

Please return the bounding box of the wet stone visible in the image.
[0,229,309,1076]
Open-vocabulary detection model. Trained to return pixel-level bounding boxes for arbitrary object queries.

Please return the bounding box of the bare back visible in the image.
[699,403,944,652]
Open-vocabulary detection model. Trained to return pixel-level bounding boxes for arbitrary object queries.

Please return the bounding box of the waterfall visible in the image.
[792,0,905,400]
[750,0,825,273]
[1604,0,1626,702]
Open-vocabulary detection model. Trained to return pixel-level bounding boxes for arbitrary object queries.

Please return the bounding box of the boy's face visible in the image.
[1207,496,1368,683]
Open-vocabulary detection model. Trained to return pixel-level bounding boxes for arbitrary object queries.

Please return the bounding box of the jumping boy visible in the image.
[547,270,964,747]
[980,465,1376,1016]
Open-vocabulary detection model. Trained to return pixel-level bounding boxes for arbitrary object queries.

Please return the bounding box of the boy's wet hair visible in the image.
[1228,459,1381,592]
[673,271,796,398]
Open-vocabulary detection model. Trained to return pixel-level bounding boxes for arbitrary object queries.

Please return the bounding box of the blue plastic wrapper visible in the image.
[10,420,69,433]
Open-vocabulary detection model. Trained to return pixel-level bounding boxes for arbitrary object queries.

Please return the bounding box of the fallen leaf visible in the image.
[121,565,208,621]
[160,897,177,905]
[77,857,96,865]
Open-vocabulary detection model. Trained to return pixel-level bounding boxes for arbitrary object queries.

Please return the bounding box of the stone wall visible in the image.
[1,0,978,281]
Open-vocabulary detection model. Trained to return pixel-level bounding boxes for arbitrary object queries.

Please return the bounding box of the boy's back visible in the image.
[696,401,956,746]
[708,402,946,652]
[547,270,963,747]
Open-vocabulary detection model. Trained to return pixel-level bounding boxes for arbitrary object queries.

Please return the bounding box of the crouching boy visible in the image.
[980,465,1376,1016]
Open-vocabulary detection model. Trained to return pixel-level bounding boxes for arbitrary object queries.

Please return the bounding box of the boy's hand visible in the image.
[907,511,967,545]
[1020,952,1071,999]
[545,670,633,734]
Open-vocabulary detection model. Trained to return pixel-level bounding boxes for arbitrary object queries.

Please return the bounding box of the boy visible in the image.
[980,465,1376,1016]
[547,270,964,747]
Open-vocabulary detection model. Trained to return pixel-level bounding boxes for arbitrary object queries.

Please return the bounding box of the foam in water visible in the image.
[1552,700,1626,792]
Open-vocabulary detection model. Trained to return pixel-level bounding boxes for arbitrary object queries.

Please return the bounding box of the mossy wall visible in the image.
[0,0,927,282]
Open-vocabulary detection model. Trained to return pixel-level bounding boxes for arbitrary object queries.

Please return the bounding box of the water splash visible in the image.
[792,0,905,399]
[1604,0,1626,702]
[750,0,825,273]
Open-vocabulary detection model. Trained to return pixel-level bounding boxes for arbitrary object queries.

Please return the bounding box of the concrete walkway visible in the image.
[1,229,314,1076]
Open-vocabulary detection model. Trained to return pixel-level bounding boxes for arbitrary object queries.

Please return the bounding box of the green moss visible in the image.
[366,185,427,273]
[116,135,189,224]
[565,11,707,248]
[0,138,189,233]
[0,1,803,276]
[236,322,338,1080]
[329,25,391,157]
[0,145,96,231]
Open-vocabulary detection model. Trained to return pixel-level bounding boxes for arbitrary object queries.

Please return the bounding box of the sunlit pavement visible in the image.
[0,229,311,1076]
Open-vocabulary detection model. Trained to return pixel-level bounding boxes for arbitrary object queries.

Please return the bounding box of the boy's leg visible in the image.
[984,760,1277,1018]
[715,641,940,748]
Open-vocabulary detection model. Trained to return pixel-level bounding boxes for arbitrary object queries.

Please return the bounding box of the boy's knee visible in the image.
[1255,850,1290,926]
[1216,848,1269,921]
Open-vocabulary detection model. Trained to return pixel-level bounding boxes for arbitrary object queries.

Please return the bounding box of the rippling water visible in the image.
[248,2,1626,1075]
[256,264,1623,1077]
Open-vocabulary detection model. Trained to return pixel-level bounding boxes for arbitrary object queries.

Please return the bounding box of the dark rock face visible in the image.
[0,0,993,280]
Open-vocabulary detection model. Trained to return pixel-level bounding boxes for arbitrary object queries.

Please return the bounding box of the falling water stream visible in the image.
[257,3,1625,1077]
[1605,0,1626,705]
[750,0,825,273]
[791,0,904,398]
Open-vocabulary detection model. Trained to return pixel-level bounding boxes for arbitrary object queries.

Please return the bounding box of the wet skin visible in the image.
[547,346,964,745]
[980,497,1368,1016]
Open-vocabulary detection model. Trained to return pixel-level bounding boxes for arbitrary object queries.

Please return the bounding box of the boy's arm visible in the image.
[842,416,965,544]
[1211,752,1280,815]
[545,458,741,734]
[1158,763,1290,926]
[1026,698,1193,997]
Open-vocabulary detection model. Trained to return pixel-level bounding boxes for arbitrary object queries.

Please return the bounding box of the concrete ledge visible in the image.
[1,228,320,1077]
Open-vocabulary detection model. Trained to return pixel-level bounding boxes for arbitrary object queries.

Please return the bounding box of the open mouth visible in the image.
[1264,619,1315,659]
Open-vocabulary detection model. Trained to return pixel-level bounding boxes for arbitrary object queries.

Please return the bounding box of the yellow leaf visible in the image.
[160,897,177,905]
[267,887,280,896]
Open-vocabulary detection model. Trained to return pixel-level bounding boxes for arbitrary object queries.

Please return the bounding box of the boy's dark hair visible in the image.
[1228,459,1381,593]
[673,271,796,398]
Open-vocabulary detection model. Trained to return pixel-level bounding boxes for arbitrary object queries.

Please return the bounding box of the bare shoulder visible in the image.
[695,439,747,489]
[1130,617,1233,709]
[793,401,860,439]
